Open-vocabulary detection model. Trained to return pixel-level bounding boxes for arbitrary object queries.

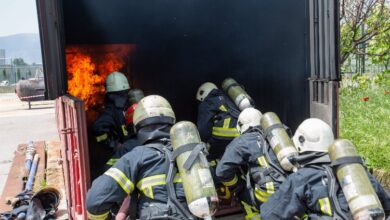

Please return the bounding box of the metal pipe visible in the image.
[23,141,36,183]
[25,154,39,191]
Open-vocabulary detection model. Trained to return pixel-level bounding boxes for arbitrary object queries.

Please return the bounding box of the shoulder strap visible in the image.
[263,123,293,139]
[161,145,195,220]
[219,94,240,118]
[330,156,364,169]
[256,133,287,178]
[172,143,208,170]
[322,165,350,220]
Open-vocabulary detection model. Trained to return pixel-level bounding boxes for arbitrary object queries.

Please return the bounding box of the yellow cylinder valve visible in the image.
[329,139,385,220]
[170,121,218,219]
[260,112,298,172]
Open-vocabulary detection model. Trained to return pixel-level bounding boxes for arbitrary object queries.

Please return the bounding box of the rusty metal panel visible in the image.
[56,95,90,220]
[36,0,67,99]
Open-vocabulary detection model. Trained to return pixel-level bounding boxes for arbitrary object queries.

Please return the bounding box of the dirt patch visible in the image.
[373,169,390,189]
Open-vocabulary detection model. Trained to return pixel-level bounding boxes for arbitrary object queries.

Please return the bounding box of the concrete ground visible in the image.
[0,93,59,196]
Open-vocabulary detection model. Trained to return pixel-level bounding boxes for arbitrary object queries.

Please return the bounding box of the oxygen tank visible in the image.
[260,112,298,172]
[221,78,254,110]
[329,139,385,220]
[170,121,218,219]
[128,89,144,105]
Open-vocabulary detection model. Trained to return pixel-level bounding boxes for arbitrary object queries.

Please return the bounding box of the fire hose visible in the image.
[1,154,39,220]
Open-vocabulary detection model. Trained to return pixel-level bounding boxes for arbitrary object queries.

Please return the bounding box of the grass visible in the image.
[339,74,390,170]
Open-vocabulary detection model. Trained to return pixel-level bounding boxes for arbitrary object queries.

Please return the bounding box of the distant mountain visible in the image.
[0,33,42,64]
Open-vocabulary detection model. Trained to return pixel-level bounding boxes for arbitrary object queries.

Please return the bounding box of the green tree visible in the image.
[28,70,32,76]
[340,0,390,66]
[16,69,21,80]
[2,69,6,80]
[12,58,28,66]
[367,23,390,70]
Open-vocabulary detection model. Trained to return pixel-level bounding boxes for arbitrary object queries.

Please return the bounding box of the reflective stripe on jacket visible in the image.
[260,166,390,220]
[216,130,286,206]
[197,89,240,159]
[86,142,187,219]
[93,105,128,146]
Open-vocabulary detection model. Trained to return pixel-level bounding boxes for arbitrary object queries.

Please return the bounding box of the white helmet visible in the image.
[237,107,262,134]
[133,95,176,129]
[292,118,334,153]
[196,82,217,101]
[106,71,130,92]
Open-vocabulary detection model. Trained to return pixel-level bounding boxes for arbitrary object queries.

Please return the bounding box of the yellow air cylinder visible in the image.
[260,112,298,171]
[329,139,385,220]
[221,78,253,111]
[170,121,218,219]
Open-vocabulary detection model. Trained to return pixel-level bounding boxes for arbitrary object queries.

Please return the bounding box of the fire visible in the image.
[66,44,136,123]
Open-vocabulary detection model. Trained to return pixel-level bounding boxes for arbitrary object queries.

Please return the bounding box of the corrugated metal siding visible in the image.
[309,0,340,82]
[308,0,340,135]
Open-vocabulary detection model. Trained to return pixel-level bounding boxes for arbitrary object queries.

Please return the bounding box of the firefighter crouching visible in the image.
[260,118,390,220]
[104,89,145,169]
[196,82,241,200]
[92,71,131,151]
[216,108,288,220]
[196,82,241,160]
[86,95,195,220]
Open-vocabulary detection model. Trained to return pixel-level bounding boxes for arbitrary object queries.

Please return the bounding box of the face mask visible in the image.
[107,91,130,110]
[114,95,130,109]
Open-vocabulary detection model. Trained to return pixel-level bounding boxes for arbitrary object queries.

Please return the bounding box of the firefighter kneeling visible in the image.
[86,95,196,220]
[216,108,288,220]
[260,118,390,220]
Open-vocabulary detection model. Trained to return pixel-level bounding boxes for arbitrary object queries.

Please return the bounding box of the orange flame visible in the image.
[66,44,136,124]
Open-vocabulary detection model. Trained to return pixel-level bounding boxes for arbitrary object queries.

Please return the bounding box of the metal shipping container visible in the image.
[36,0,340,219]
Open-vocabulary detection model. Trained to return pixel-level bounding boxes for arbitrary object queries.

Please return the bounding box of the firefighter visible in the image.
[104,89,145,169]
[92,71,131,151]
[196,82,241,159]
[86,95,195,220]
[260,118,390,220]
[196,82,241,201]
[216,108,288,220]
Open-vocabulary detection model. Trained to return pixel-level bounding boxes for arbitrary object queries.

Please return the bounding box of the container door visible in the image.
[56,95,90,220]
[36,0,67,99]
[308,0,341,136]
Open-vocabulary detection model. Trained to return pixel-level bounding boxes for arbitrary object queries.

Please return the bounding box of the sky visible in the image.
[0,0,39,37]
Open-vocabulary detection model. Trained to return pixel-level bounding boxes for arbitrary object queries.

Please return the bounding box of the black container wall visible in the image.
[61,0,314,130]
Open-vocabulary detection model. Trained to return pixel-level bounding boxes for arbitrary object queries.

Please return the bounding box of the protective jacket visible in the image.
[197,89,240,160]
[216,127,287,219]
[260,153,390,220]
[86,125,192,220]
[93,92,130,149]
[104,136,140,169]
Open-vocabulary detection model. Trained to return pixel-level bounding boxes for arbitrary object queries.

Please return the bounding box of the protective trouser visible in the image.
[237,186,261,220]
[138,203,190,220]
